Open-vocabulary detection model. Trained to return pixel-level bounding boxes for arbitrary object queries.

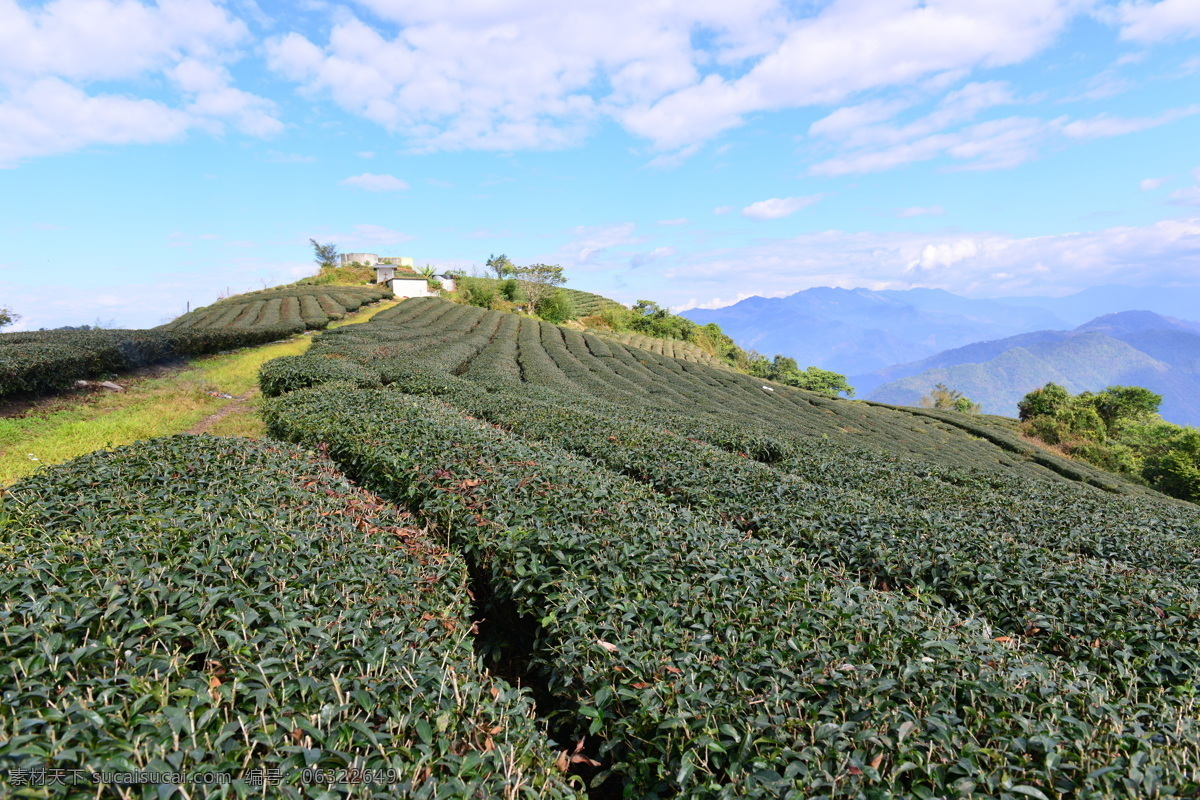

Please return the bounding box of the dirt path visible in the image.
[187,391,255,435]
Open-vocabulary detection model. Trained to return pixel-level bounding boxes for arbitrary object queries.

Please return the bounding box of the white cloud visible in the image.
[1062,105,1200,138]
[642,217,1200,308]
[897,205,946,218]
[1169,187,1200,206]
[807,80,1049,176]
[656,217,690,226]
[674,290,788,312]
[0,0,278,164]
[340,173,411,191]
[264,1,1088,153]
[562,222,640,264]
[1140,176,1167,191]
[622,2,1080,149]
[1112,0,1200,42]
[713,206,734,215]
[906,239,980,274]
[809,99,1200,177]
[741,195,822,220]
[0,0,248,82]
[0,78,192,166]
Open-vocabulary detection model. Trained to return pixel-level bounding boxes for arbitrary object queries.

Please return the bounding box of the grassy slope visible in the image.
[0,300,397,484]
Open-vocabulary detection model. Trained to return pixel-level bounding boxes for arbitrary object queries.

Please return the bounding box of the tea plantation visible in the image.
[0,327,303,400]
[158,285,391,334]
[0,436,577,798]
[4,295,1199,798]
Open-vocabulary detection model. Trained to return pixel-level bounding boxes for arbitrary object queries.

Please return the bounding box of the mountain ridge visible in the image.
[864,311,1200,424]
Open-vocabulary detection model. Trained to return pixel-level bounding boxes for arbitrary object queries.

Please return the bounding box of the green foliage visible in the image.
[1018,381,1072,421]
[309,237,339,269]
[498,278,521,302]
[486,253,516,278]
[534,289,575,323]
[1090,384,1163,429]
[460,276,498,309]
[1144,429,1200,502]
[259,304,1200,795]
[1019,381,1198,502]
[920,382,980,412]
[0,436,578,796]
[747,355,855,397]
[0,327,301,400]
[296,263,376,285]
[510,263,566,311]
[160,285,389,332]
[258,354,381,397]
[0,305,18,330]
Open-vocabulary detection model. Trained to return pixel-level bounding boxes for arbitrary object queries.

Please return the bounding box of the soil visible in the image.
[188,392,255,435]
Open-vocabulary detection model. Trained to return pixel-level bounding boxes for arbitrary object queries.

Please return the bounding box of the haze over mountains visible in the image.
[681,286,1200,425]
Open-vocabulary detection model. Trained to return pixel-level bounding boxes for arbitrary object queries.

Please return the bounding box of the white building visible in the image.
[388,275,435,298]
[340,251,456,296]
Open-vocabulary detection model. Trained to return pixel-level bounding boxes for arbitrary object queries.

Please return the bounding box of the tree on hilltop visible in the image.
[511,263,567,311]
[310,239,340,270]
[0,305,19,330]
[921,383,981,413]
[486,254,515,279]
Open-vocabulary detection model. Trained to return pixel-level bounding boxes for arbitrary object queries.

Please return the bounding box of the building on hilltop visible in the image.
[339,252,456,297]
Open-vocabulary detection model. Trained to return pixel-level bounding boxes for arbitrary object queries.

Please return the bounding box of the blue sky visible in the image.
[2,0,1199,330]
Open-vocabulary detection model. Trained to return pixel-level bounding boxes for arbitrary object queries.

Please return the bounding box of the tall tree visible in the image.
[511,263,566,311]
[486,253,515,278]
[310,239,340,270]
[0,305,18,330]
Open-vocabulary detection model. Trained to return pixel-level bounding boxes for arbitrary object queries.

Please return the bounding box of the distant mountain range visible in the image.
[681,287,1070,375]
[680,285,1200,425]
[861,311,1200,425]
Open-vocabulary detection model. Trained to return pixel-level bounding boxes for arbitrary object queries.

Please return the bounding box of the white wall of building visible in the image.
[389,277,433,298]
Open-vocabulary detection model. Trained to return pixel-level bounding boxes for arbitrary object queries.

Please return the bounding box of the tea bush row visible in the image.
[377,370,1200,696]
[601,331,725,367]
[0,326,302,400]
[0,435,578,798]
[262,382,1200,799]
[297,298,1159,496]
[159,286,390,333]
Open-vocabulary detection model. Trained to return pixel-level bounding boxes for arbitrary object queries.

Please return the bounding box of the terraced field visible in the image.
[5,296,1198,797]
[597,330,728,368]
[159,285,390,334]
[249,297,1200,797]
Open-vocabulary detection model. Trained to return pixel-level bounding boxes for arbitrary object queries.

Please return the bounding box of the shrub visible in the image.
[258,354,380,397]
[0,436,577,796]
[535,289,576,323]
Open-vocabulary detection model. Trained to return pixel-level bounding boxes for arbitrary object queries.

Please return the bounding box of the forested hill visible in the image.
[863,310,1200,424]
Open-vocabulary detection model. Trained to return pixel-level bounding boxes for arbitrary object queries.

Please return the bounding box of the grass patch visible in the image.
[0,300,398,484]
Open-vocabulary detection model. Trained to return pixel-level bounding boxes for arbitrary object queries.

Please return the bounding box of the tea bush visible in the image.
[0,327,302,400]
[264,384,1200,798]
[0,435,578,798]
[256,299,1200,797]
[159,286,390,334]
